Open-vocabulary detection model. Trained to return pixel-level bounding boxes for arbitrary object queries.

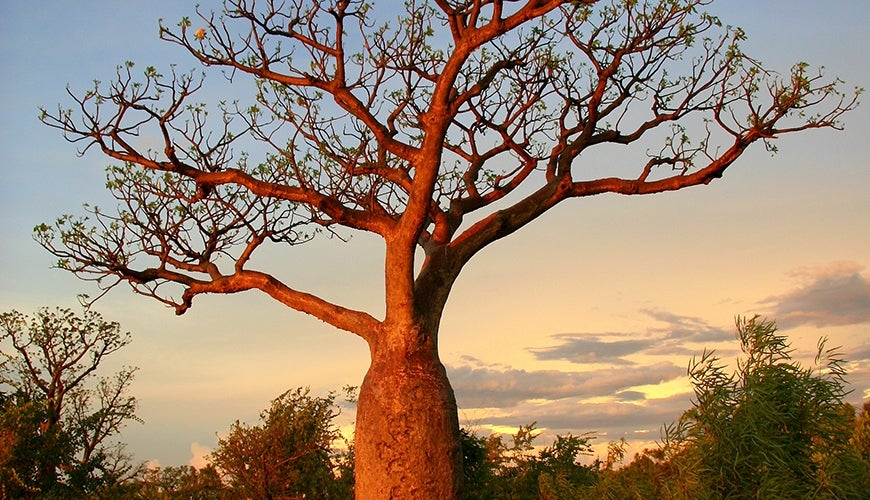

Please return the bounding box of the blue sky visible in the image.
[1,0,869,467]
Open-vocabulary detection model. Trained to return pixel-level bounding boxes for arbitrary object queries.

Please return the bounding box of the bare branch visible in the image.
[39,0,859,340]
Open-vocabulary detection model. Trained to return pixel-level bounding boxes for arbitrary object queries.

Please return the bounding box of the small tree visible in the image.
[0,305,141,498]
[658,316,867,498]
[37,0,859,495]
[210,387,351,499]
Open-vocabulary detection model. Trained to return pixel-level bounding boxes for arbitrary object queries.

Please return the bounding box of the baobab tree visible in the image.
[37,0,858,497]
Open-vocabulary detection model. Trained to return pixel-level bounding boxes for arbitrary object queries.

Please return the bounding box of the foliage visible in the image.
[0,392,73,499]
[0,305,142,499]
[670,316,866,497]
[210,386,353,499]
[853,401,870,465]
[460,427,500,497]
[462,422,597,499]
[589,316,870,499]
[4,322,863,500]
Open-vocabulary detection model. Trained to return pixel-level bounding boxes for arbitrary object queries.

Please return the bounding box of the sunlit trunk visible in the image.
[354,321,462,499]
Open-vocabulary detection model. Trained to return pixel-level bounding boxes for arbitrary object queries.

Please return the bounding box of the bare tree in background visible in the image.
[37,0,859,496]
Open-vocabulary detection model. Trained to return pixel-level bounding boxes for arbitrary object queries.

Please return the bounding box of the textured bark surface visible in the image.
[354,324,462,499]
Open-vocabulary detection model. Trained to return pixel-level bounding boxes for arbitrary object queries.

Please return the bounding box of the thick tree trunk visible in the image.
[354,322,462,499]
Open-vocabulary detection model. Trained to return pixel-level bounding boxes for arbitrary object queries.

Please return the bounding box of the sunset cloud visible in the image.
[448,357,683,408]
[188,442,212,469]
[761,261,870,329]
[848,342,870,361]
[530,336,655,364]
[527,310,733,364]
[477,393,692,438]
[643,309,734,344]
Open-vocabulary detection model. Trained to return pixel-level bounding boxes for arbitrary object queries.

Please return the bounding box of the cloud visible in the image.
[531,336,656,364]
[188,442,212,469]
[848,343,870,361]
[761,261,870,329]
[467,393,693,444]
[527,310,733,364]
[839,345,870,404]
[845,360,870,402]
[643,309,734,344]
[616,390,646,401]
[449,313,707,443]
[450,268,870,456]
[448,358,683,408]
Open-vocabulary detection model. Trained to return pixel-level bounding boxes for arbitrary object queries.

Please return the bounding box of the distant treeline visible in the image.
[3,311,868,498]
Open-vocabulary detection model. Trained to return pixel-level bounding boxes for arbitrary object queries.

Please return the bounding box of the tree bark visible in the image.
[354,321,462,499]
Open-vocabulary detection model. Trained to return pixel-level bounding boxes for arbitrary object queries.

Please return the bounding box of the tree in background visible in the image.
[210,387,352,499]
[36,0,859,495]
[0,306,141,498]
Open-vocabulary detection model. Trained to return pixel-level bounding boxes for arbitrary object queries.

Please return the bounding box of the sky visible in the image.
[1,0,869,468]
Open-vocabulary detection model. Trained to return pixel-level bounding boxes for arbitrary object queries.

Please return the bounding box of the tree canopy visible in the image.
[36,0,858,331]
